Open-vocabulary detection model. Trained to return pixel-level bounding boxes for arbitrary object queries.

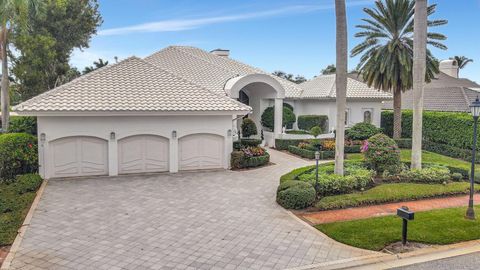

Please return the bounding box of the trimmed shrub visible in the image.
[0,133,38,180]
[14,174,43,194]
[310,126,322,138]
[394,166,451,184]
[402,161,469,180]
[283,103,294,111]
[285,130,310,134]
[288,145,335,160]
[240,138,262,147]
[276,180,316,209]
[344,145,362,153]
[7,116,37,135]
[363,133,402,174]
[233,140,242,150]
[231,151,245,169]
[241,118,257,138]
[261,106,296,130]
[280,165,316,183]
[346,122,382,140]
[242,153,269,168]
[452,173,463,181]
[298,115,328,131]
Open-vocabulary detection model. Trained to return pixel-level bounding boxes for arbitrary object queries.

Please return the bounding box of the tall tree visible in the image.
[321,64,336,75]
[83,58,109,74]
[335,0,347,176]
[11,0,102,101]
[351,0,447,139]
[1,0,43,131]
[411,0,428,169]
[451,56,473,77]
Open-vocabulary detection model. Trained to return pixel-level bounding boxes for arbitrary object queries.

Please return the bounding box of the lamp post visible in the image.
[315,151,320,194]
[466,97,480,220]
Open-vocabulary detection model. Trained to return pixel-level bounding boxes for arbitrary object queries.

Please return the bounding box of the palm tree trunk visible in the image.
[411,0,428,169]
[393,89,402,139]
[1,25,9,132]
[334,0,347,176]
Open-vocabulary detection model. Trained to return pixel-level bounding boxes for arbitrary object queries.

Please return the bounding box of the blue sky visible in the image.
[71,0,480,82]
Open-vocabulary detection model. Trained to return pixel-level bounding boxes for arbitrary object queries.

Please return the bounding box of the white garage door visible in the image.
[49,136,108,178]
[178,134,224,171]
[118,135,169,174]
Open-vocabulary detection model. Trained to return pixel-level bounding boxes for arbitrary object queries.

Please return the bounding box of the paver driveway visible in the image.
[9,149,374,270]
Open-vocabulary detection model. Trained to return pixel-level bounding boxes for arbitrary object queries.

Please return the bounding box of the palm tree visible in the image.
[411,0,428,169]
[83,58,109,74]
[351,0,447,139]
[451,56,473,77]
[335,0,347,176]
[0,0,42,131]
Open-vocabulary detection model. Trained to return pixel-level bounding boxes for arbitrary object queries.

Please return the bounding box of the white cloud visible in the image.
[98,1,373,36]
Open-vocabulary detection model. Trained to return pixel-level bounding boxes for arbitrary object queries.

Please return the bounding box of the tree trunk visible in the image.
[334,0,347,176]
[411,0,428,169]
[1,26,9,132]
[393,89,402,139]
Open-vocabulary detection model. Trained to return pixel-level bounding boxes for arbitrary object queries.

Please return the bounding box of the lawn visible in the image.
[316,205,480,251]
[0,175,42,246]
[347,149,473,172]
[315,182,480,210]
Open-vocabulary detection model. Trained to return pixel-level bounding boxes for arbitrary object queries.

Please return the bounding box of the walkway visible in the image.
[299,194,480,225]
[7,149,374,270]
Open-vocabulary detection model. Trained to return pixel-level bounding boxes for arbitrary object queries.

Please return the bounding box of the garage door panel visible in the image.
[179,134,224,171]
[50,137,108,178]
[118,135,169,174]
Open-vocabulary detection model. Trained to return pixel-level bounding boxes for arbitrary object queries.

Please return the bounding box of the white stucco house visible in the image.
[14,46,391,179]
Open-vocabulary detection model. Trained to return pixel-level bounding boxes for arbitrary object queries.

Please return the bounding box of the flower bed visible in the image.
[285,139,361,160]
[231,146,270,169]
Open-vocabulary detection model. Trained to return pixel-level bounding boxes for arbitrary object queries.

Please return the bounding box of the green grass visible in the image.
[0,175,42,246]
[315,182,480,210]
[347,150,472,171]
[316,205,480,251]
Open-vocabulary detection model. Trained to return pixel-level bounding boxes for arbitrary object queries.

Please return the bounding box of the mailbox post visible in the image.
[397,206,414,245]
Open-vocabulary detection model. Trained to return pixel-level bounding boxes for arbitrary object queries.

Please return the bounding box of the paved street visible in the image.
[9,149,374,270]
[392,252,480,270]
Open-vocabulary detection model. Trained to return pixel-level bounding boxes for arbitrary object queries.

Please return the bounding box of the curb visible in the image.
[0,179,48,270]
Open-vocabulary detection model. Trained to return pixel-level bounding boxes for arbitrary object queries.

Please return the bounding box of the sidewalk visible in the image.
[298,194,480,225]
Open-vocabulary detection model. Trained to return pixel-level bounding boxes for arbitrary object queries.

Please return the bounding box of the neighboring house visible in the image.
[13,46,391,179]
[383,60,480,112]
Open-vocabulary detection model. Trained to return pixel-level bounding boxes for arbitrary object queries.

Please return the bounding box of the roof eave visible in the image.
[14,109,252,117]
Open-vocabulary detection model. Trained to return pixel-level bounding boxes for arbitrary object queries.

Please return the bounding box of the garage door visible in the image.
[49,136,108,178]
[118,135,169,174]
[178,134,224,171]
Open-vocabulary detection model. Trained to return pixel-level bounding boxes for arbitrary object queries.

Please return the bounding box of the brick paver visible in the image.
[300,194,480,225]
[8,149,374,270]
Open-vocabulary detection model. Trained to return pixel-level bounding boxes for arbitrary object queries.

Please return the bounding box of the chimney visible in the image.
[210,48,230,57]
[439,59,459,78]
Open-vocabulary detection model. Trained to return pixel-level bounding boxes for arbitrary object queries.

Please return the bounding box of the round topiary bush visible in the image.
[0,133,38,180]
[241,118,258,138]
[310,126,322,138]
[363,133,401,174]
[261,106,296,130]
[346,122,382,140]
[276,180,316,209]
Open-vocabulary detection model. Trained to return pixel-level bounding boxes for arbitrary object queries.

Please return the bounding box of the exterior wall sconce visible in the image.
[172,130,177,139]
[110,132,116,140]
[40,133,46,142]
[227,129,232,137]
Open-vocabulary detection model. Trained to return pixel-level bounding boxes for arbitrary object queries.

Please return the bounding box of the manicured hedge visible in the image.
[230,151,270,169]
[261,106,296,130]
[381,110,479,150]
[394,138,412,149]
[287,145,335,160]
[297,115,328,131]
[276,180,316,209]
[0,116,37,135]
[0,133,38,180]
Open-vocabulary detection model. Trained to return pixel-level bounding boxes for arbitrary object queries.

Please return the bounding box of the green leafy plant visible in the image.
[261,106,296,130]
[13,174,43,194]
[0,133,38,181]
[391,166,451,184]
[297,115,328,131]
[346,122,382,140]
[5,116,37,135]
[241,118,257,138]
[310,126,322,138]
[276,180,316,209]
[363,133,402,174]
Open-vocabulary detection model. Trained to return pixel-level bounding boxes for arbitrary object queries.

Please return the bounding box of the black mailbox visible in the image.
[397,208,415,220]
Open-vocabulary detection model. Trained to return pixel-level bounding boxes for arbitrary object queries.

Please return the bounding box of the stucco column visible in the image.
[170,135,178,173]
[274,98,283,139]
[108,139,118,176]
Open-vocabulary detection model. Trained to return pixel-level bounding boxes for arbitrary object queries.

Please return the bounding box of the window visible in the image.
[363,109,373,124]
